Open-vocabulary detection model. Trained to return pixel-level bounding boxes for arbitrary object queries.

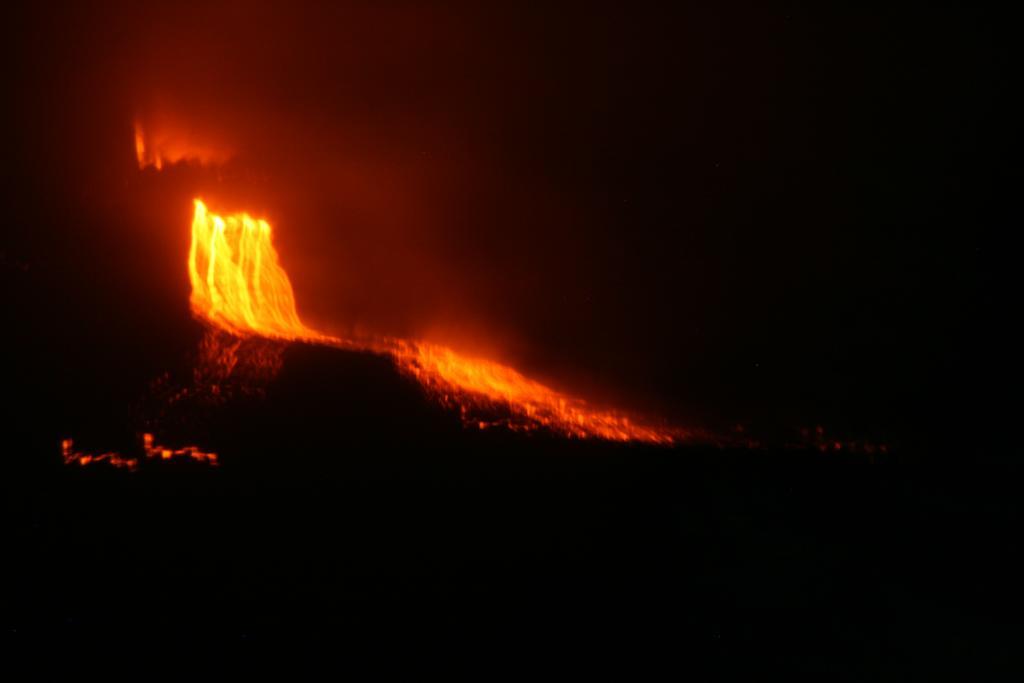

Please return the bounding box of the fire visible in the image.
[186,198,682,444]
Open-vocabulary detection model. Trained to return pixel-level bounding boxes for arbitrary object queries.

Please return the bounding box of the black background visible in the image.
[1,1,1017,675]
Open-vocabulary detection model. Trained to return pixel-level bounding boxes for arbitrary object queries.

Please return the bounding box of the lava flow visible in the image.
[189,199,327,342]
[134,119,231,170]
[62,434,218,471]
[62,438,138,471]
[389,340,678,443]
[187,199,683,444]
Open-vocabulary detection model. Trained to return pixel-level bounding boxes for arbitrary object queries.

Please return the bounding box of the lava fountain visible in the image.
[189,199,327,343]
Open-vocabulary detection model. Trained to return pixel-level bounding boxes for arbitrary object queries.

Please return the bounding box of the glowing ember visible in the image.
[142,433,218,465]
[62,438,138,471]
[187,198,682,444]
[61,434,217,470]
[389,340,679,443]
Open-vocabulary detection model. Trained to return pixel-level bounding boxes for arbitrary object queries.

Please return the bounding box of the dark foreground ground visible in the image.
[2,343,1020,677]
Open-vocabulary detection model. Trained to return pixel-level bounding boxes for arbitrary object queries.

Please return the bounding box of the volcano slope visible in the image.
[0,200,1016,675]
[2,332,1019,678]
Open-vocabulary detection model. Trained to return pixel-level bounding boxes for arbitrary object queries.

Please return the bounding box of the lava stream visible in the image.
[62,434,218,470]
[189,199,328,342]
[188,199,682,444]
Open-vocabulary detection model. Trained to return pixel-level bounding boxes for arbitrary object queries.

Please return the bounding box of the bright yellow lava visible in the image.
[189,200,325,341]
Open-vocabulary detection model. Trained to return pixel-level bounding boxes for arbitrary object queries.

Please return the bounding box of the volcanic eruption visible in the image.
[188,196,684,444]
[8,6,1000,665]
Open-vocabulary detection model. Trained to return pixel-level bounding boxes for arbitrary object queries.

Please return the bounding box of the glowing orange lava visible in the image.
[61,434,217,470]
[389,340,678,443]
[134,121,162,170]
[189,200,326,342]
[142,433,219,465]
[134,120,231,170]
[62,438,139,471]
[187,198,682,444]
